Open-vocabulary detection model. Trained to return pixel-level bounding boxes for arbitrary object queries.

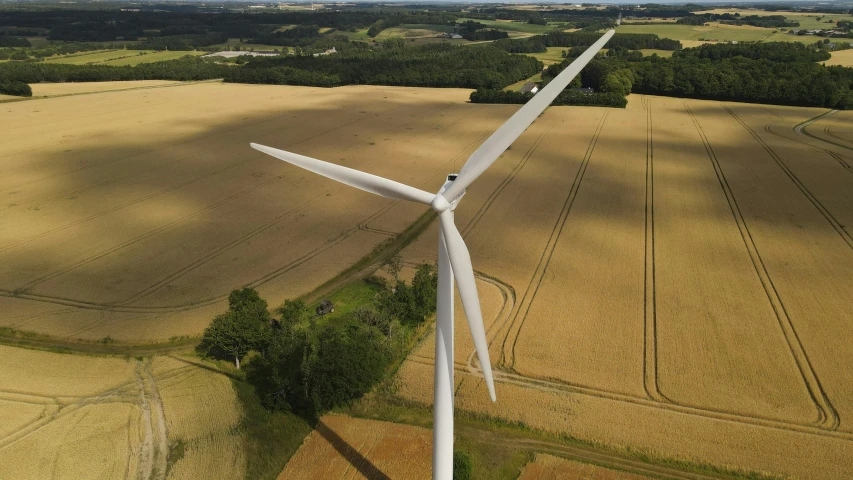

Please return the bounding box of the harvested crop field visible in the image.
[0,82,519,342]
[394,94,853,479]
[279,414,431,479]
[0,346,243,480]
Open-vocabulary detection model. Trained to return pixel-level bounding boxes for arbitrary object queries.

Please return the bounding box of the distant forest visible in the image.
[3,5,853,109]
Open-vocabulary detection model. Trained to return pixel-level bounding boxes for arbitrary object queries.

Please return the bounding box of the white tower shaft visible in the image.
[434,227,455,480]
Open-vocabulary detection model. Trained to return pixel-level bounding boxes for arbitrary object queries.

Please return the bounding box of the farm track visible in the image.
[499,112,609,369]
[685,102,839,431]
[458,425,732,480]
[724,105,853,251]
[793,109,853,152]
[641,96,666,404]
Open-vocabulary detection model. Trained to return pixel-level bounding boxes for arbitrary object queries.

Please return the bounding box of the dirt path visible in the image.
[458,425,733,480]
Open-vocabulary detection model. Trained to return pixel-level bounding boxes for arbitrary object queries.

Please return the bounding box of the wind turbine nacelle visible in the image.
[439,174,465,210]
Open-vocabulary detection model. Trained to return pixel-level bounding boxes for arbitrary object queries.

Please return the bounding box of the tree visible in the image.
[304,320,389,413]
[197,287,270,368]
[382,254,403,282]
[197,310,266,368]
[411,263,438,320]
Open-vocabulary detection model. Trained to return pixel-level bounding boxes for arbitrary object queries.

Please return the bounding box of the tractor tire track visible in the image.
[0,105,514,313]
[461,118,559,237]
[763,123,853,175]
[641,96,667,403]
[500,112,608,369]
[687,102,839,431]
[0,101,410,253]
[109,193,323,306]
[0,85,305,188]
[15,175,298,293]
[724,105,853,251]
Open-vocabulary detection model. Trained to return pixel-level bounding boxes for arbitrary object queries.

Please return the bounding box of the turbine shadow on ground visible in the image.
[315,419,392,480]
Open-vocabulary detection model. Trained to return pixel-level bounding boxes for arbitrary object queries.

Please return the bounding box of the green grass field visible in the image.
[375,24,455,40]
[40,49,205,66]
[42,49,133,64]
[528,46,568,65]
[101,50,205,66]
[456,18,562,35]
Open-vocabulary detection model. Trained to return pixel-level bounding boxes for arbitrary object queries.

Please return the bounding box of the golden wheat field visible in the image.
[518,453,651,479]
[394,95,853,479]
[0,82,519,342]
[279,414,431,479]
[0,347,243,480]
[4,82,853,478]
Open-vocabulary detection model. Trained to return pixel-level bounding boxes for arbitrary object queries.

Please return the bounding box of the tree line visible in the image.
[470,88,627,108]
[225,40,542,90]
[0,56,230,85]
[197,263,437,418]
[494,32,681,54]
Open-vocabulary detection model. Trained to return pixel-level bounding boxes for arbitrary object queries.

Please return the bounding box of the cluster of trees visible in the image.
[199,263,438,417]
[456,20,509,41]
[225,40,541,90]
[0,35,30,47]
[470,88,627,108]
[673,42,830,62]
[0,56,230,84]
[0,80,31,97]
[631,44,853,108]
[494,32,681,54]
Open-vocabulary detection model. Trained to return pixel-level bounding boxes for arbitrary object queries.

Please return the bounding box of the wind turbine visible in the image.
[251,30,614,480]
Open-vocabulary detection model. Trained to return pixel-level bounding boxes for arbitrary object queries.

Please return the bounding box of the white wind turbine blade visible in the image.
[250,143,435,205]
[441,29,616,202]
[438,210,496,402]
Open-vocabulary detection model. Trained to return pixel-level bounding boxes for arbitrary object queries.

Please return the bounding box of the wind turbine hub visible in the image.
[431,194,451,213]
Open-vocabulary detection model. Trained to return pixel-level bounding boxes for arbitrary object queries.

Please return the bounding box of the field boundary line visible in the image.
[642,95,666,403]
[686,102,839,431]
[725,105,853,251]
[499,111,608,369]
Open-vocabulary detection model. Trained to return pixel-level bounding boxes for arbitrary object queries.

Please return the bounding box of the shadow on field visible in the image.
[316,419,392,480]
